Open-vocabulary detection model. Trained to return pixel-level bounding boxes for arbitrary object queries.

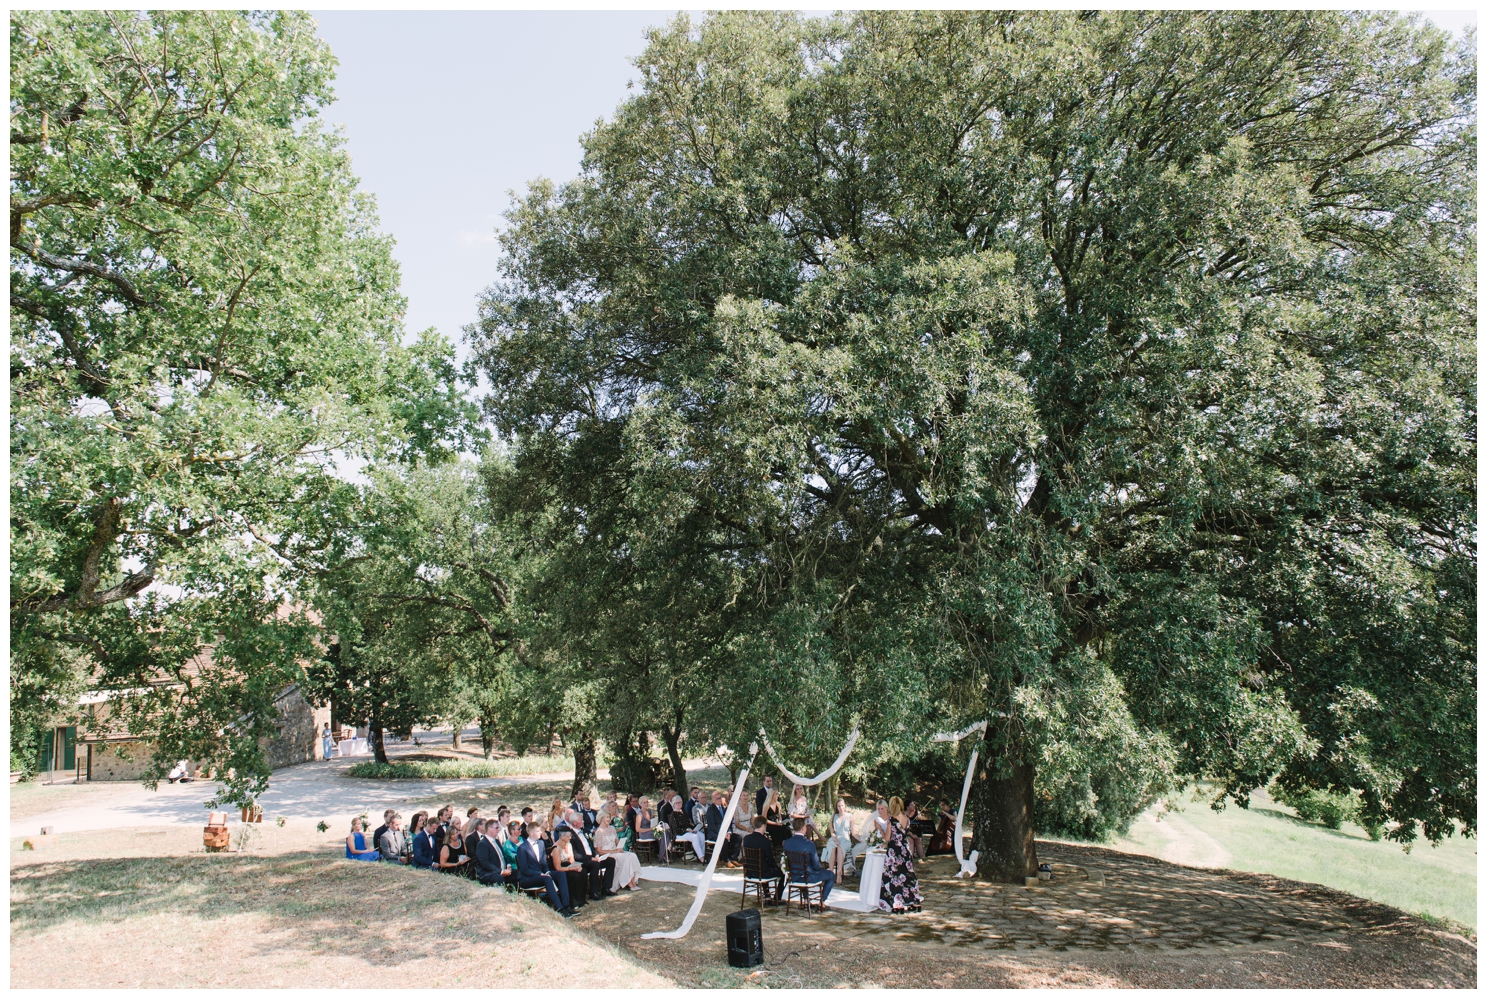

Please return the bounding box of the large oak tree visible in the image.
[472,11,1474,877]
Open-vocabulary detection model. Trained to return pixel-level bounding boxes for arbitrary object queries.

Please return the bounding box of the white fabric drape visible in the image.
[640,742,758,940]
[757,724,860,787]
[932,720,987,878]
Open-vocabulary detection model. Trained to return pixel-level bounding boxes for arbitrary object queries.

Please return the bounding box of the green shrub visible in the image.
[1271,783,1362,831]
[344,756,575,780]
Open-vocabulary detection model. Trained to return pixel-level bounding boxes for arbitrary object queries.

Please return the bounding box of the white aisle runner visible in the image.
[636,865,880,912]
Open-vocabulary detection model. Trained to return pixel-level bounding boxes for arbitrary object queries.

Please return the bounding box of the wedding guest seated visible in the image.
[593,805,643,890]
[437,816,467,873]
[474,819,508,886]
[372,808,396,854]
[517,822,573,917]
[741,815,783,905]
[782,816,834,901]
[706,790,739,867]
[379,812,410,863]
[167,759,194,783]
[674,795,706,861]
[502,820,522,868]
[570,794,598,834]
[345,817,380,862]
[560,808,616,899]
[551,829,589,906]
[411,811,436,869]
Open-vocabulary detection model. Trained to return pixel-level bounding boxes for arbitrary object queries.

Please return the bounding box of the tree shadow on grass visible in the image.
[10,850,569,969]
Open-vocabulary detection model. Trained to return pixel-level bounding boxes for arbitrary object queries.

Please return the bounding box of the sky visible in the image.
[311,11,677,354]
[312,9,1477,355]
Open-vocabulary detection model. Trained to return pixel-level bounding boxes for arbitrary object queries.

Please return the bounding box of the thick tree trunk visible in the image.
[479,710,498,760]
[660,716,687,799]
[970,753,1038,882]
[371,721,388,765]
[451,722,462,750]
[572,734,597,802]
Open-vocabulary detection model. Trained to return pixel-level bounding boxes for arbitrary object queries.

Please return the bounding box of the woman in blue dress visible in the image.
[345,817,380,862]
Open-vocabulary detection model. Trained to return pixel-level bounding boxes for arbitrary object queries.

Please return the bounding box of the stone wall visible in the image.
[87,740,156,781]
[83,684,329,780]
[261,683,331,769]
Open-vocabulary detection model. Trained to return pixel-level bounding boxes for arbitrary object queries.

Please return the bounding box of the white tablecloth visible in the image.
[858,850,885,911]
[336,738,368,757]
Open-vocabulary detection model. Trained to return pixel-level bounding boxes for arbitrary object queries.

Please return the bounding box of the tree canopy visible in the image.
[9,10,476,802]
[13,11,1473,869]
[470,10,1475,875]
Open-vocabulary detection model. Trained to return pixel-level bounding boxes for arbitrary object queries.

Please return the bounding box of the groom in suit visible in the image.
[517,822,573,916]
[782,816,834,901]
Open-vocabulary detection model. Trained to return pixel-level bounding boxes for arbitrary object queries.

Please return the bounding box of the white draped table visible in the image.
[857,849,886,911]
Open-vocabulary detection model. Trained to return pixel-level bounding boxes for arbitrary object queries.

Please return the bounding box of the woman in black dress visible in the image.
[879,795,923,913]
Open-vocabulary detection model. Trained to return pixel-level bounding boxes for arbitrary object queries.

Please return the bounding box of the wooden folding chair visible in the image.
[783,849,826,917]
[741,846,775,909]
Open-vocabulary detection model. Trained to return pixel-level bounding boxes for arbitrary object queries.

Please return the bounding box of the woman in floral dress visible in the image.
[878,795,923,913]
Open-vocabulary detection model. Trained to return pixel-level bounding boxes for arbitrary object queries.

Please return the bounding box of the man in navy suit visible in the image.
[474,819,512,887]
[411,820,437,870]
[517,822,573,916]
[782,816,834,901]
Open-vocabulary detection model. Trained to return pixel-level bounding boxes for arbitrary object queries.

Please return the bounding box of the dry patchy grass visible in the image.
[10,846,670,988]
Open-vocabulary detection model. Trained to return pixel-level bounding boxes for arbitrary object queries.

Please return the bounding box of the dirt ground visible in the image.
[11,821,1475,989]
[576,847,1476,989]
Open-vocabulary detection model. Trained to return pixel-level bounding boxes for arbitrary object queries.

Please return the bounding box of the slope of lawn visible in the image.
[1103,786,1476,931]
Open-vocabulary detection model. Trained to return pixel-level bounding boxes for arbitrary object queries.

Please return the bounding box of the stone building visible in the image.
[76,682,329,782]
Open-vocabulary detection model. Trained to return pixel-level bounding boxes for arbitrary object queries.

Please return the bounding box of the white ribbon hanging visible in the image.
[641,742,758,940]
[933,720,988,878]
[757,724,860,787]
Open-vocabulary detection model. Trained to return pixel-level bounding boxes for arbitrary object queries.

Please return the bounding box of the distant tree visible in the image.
[9,11,477,804]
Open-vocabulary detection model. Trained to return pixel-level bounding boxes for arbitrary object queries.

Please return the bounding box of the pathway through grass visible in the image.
[1100,787,1476,930]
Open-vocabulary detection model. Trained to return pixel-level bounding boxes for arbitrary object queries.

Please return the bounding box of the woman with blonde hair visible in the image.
[878,796,922,913]
[594,803,643,890]
[824,798,856,881]
[762,785,788,849]
[787,784,818,839]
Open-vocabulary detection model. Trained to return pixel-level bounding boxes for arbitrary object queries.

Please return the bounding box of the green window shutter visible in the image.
[62,726,77,770]
[37,727,54,772]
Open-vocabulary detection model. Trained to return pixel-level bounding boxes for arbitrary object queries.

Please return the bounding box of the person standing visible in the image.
[754,776,775,816]
[879,797,923,913]
[321,722,333,761]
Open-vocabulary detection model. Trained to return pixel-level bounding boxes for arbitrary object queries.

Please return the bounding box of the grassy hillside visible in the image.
[1098,786,1476,931]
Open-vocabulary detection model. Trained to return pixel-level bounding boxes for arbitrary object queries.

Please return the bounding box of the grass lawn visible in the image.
[10,844,670,988]
[1106,786,1477,930]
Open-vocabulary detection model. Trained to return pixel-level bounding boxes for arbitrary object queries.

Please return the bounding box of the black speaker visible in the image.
[726,908,764,968]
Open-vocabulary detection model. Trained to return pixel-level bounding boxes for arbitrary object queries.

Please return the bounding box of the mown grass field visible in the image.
[1106,786,1477,930]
